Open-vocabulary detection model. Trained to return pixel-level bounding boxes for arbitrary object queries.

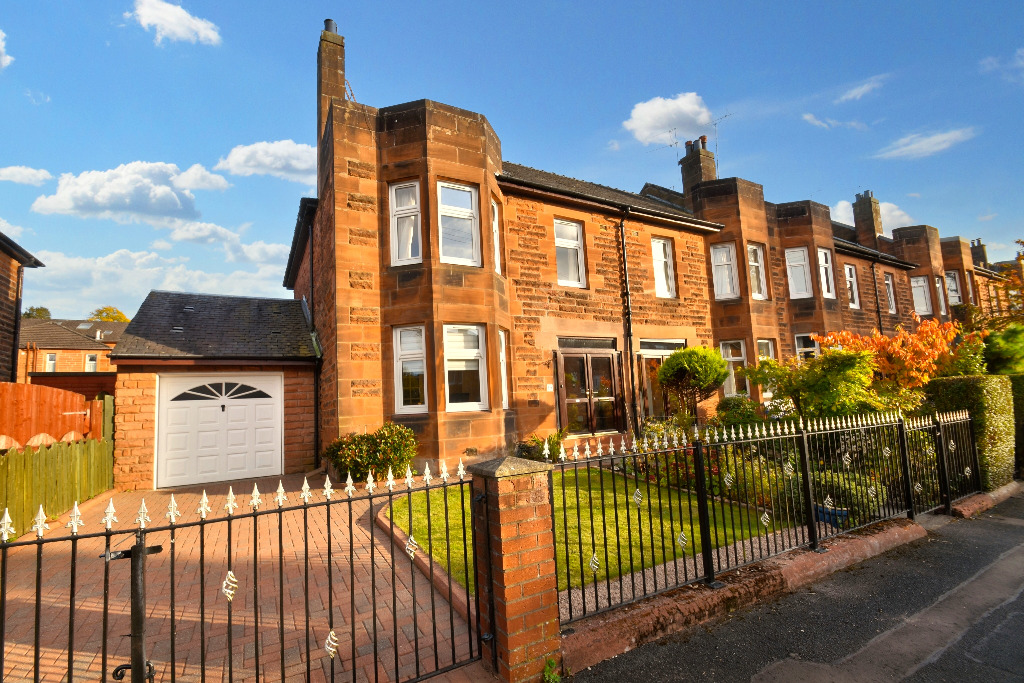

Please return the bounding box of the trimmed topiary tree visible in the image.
[924,375,1015,491]
[656,346,729,416]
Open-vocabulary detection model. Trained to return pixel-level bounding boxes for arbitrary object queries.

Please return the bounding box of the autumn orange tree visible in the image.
[816,317,986,412]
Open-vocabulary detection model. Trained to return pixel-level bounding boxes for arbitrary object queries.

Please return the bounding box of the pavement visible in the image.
[572,486,1024,682]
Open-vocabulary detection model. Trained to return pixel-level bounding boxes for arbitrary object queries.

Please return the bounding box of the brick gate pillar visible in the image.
[469,456,562,682]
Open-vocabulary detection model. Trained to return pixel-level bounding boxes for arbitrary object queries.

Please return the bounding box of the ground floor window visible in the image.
[720,340,748,396]
[444,325,488,412]
[557,349,622,435]
[795,333,819,361]
[394,325,428,414]
[637,340,687,420]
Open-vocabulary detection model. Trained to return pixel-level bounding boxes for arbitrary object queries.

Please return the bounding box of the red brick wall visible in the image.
[113,365,316,491]
[18,347,114,378]
[0,257,19,382]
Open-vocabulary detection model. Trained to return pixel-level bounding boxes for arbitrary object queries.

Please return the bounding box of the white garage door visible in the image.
[157,373,283,488]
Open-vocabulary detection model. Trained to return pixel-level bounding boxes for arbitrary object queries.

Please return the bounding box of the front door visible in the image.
[558,352,621,435]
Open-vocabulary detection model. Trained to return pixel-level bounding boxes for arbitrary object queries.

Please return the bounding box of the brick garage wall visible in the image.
[113,364,316,491]
[0,257,18,382]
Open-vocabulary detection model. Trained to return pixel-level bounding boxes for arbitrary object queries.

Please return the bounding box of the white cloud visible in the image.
[0,217,25,238]
[215,140,317,184]
[980,48,1024,84]
[150,239,173,250]
[802,113,867,131]
[126,0,221,46]
[0,29,13,69]
[835,74,888,103]
[25,90,50,105]
[874,128,976,160]
[831,199,914,236]
[802,113,830,129]
[622,92,713,145]
[172,163,230,191]
[906,192,921,198]
[0,166,52,186]
[23,249,287,319]
[607,140,620,152]
[978,213,998,222]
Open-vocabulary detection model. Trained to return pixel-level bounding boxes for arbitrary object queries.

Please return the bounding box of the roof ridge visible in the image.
[502,161,656,203]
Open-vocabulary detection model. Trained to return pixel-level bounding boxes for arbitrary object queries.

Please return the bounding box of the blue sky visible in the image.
[1,1,1021,318]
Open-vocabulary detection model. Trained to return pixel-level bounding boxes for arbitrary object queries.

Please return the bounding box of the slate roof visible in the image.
[497,163,720,231]
[111,291,318,361]
[18,320,110,350]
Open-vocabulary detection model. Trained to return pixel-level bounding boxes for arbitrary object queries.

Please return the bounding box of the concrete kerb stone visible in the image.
[561,517,927,674]
[950,479,1022,518]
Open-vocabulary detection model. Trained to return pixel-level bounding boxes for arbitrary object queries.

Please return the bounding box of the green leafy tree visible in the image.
[741,349,883,418]
[21,306,50,319]
[88,306,130,322]
[656,345,729,415]
[984,324,1024,375]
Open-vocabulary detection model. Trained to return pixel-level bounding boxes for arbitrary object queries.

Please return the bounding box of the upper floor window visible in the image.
[884,273,898,313]
[389,181,421,266]
[935,276,947,315]
[720,340,748,396]
[45,353,56,372]
[844,264,860,309]
[443,324,488,412]
[817,248,836,299]
[785,247,813,299]
[711,243,740,300]
[438,182,480,266]
[945,271,962,306]
[554,219,586,287]
[652,237,676,298]
[491,200,502,275]
[911,276,932,315]
[85,354,98,372]
[747,243,768,300]
[795,334,819,361]
[393,326,428,414]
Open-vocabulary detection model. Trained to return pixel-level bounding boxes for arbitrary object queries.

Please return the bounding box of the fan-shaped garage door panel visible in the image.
[157,374,283,488]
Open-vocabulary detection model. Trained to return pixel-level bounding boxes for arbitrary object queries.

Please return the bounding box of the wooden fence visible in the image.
[0,382,105,446]
[0,439,114,538]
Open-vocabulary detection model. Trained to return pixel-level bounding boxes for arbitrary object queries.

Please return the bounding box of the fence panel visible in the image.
[938,410,982,504]
[0,382,95,444]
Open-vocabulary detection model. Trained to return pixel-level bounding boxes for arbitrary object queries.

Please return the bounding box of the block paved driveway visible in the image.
[1,472,482,682]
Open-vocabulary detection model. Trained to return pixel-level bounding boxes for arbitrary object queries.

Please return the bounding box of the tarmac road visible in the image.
[573,489,1024,682]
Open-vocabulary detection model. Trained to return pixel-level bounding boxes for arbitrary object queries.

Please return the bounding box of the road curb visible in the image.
[951,480,1022,518]
[561,517,926,675]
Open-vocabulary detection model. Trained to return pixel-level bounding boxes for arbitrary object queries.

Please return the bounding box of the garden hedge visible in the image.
[924,375,1015,490]
[1005,374,1024,475]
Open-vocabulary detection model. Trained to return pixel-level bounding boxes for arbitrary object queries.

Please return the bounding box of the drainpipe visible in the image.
[10,265,24,382]
[617,207,641,437]
[871,262,884,332]
[309,216,321,467]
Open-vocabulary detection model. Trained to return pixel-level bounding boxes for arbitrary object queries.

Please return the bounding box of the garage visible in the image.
[157,374,283,488]
[111,291,319,491]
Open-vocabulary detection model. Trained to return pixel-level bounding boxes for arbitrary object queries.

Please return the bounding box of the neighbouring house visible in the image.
[283,23,722,470]
[110,291,319,490]
[17,319,128,397]
[0,231,43,383]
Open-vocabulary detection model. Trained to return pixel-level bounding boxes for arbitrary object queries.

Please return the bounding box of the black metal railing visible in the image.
[0,469,481,682]
[551,410,981,624]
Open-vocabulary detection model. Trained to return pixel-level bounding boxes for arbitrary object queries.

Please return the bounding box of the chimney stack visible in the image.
[852,190,883,247]
[970,239,989,268]
[679,136,717,200]
[317,20,346,146]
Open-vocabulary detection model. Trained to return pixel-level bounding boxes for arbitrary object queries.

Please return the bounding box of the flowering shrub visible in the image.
[322,422,418,481]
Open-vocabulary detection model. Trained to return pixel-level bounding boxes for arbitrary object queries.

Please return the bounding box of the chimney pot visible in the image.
[684,140,693,153]
[324,18,337,33]
[700,135,708,149]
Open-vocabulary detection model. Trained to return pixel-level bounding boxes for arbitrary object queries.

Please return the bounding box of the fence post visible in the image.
[795,425,821,552]
[468,456,561,683]
[691,439,724,585]
[102,395,114,443]
[897,417,916,521]
[932,416,953,515]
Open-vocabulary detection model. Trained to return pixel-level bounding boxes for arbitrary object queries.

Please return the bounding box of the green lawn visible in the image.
[389,470,763,593]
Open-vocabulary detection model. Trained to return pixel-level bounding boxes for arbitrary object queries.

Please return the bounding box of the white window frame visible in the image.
[491,200,502,275]
[945,271,962,306]
[393,325,428,415]
[817,248,836,299]
[844,264,860,309]
[389,180,422,266]
[45,353,56,372]
[911,276,932,315]
[438,181,481,266]
[652,237,676,298]
[785,247,813,299]
[85,354,98,372]
[747,243,768,300]
[554,218,586,288]
[711,243,740,300]
[795,334,819,361]
[756,339,775,398]
[443,324,488,412]
[884,273,897,313]
[498,329,509,409]
[719,340,748,397]
[935,276,947,315]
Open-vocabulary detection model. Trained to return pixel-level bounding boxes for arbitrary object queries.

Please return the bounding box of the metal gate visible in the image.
[0,468,482,682]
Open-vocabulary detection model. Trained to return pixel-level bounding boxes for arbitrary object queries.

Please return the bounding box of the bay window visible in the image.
[438,182,480,266]
[443,325,488,411]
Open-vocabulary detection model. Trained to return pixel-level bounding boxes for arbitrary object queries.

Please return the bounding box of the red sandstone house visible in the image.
[282,25,723,472]
[17,319,128,397]
[0,231,43,383]
[110,291,318,490]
